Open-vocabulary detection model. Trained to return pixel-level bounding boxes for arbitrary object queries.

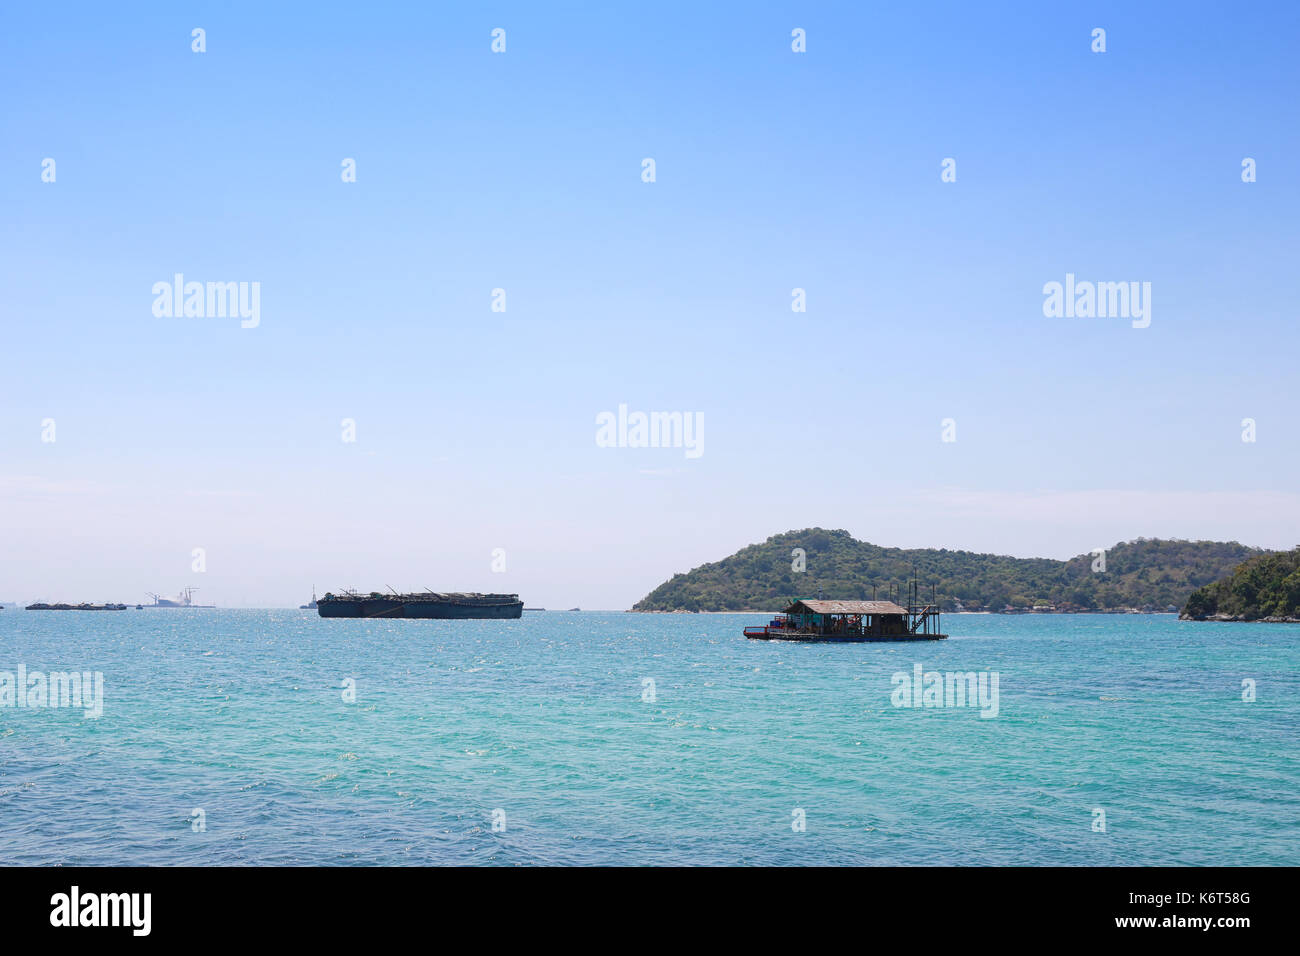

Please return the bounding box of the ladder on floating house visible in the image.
[909,604,938,634]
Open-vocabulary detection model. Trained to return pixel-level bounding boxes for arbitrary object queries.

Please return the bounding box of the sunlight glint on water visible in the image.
[0,611,1296,865]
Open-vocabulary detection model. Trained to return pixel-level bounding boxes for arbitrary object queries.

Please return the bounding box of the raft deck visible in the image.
[744,626,947,643]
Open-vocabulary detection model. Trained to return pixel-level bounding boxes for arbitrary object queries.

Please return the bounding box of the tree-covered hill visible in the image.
[1181,547,1300,621]
[632,528,1262,612]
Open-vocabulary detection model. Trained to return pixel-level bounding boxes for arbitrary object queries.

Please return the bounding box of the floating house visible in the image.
[744,597,946,642]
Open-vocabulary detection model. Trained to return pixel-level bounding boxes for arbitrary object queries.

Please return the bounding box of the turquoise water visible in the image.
[1,610,1296,865]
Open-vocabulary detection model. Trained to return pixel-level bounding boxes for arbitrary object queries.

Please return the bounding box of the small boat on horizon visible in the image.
[300,587,318,610]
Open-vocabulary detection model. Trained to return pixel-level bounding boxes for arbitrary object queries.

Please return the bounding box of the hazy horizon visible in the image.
[2,520,1293,610]
[4,2,1299,608]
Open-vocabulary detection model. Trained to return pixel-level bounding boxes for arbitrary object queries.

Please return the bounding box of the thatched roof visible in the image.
[785,599,908,615]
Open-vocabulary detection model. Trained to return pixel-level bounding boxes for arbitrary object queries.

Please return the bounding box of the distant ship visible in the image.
[141,587,215,608]
[300,588,318,610]
[316,590,523,619]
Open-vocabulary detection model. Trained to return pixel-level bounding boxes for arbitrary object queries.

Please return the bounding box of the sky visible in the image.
[2,1,1298,608]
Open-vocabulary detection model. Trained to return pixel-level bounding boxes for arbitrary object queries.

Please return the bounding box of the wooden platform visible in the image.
[744,627,947,643]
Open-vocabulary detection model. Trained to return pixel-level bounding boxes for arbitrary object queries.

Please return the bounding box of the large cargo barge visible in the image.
[316,590,523,619]
[26,602,128,611]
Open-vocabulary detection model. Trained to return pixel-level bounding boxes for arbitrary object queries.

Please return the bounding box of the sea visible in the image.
[1,610,1296,865]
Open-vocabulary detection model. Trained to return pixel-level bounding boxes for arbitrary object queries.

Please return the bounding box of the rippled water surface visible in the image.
[1,610,1296,865]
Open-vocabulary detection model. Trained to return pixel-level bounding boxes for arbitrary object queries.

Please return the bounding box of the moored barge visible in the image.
[317,590,524,619]
[26,602,128,611]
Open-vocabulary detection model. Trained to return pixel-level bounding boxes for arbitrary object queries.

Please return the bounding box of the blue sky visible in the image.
[2,1,1298,607]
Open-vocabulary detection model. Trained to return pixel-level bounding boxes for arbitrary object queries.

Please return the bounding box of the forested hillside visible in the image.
[1181,547,1300,621]
[633,528,1262,612]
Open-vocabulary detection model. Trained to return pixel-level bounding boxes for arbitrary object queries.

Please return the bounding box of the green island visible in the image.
[632,528,1262,613]
[1180,546,1300,622]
